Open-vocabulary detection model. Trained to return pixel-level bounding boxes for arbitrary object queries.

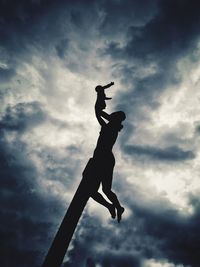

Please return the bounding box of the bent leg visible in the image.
[91,191,116,219]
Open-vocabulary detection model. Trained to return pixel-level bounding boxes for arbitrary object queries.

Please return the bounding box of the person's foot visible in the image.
[117,206,125,223]
[108,204,116,219]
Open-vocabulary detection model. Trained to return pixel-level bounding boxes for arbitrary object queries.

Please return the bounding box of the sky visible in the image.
[1,0,200,266]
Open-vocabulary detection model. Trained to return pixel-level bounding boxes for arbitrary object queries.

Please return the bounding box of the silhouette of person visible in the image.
[83,82,125,223]
[95,82,114,125]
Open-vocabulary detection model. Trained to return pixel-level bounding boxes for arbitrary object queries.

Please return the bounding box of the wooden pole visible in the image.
[42,158,98,267]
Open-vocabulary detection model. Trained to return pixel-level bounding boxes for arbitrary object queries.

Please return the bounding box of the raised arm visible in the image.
[96,115,106,126]
[95,108,110,126]
[101,110,110,121]
[102,82,114,90]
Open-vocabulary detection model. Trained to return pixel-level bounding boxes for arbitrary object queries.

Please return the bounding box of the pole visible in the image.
[42,158,98,267]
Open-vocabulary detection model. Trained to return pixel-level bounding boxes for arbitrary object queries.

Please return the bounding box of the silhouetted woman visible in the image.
[83,83,125,222]
[82,83,125,222]
[91,109,125,222]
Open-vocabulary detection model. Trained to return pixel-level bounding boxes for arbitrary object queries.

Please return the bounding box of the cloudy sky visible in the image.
[1,0,200,266]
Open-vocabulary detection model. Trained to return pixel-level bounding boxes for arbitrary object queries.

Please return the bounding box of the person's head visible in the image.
[109,111,126,131]
[109,111,126,123]
[95,85,103,92]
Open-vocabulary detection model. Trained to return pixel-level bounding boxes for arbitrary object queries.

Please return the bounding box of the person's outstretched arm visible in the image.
[95,108,110,126]
[101,110,110,121]
[95,109,107,126]
[102,82,114,90]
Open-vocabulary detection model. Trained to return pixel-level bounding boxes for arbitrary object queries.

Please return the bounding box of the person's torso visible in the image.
[95,124,118,152]
[95,91,106,110]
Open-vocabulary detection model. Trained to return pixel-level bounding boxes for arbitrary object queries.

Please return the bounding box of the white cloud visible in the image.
[143,258,186,267]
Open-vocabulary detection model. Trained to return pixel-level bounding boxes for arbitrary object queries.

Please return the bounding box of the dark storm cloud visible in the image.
[0,138,64,267]
[130,195,200,267]
[56,38,69,59]
[63,213,142,267]
[0,0,97,51]
[64,246,141,267]
[195,124,200,134]
[0,101,69,134]
[126,0,200,60]
[118,180,200,267]
[0,66,16,82]
[99,0,158,37]
[0,0,71,65]
[0,102,67,266]
[102,0,200,122]
[123,144,195,161]
[35,144,83,191]
[64,189,200,267]
[0,0,57,42]
[1,1,200,267]
[0,101,46,132]
[0,98,85,267]
[0,0,107,78]
[98,252,140,267]
[104,0,200,61]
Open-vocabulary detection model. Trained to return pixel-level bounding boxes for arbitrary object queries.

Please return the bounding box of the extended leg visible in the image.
[102,188,124,223]
[91,191,116,219]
